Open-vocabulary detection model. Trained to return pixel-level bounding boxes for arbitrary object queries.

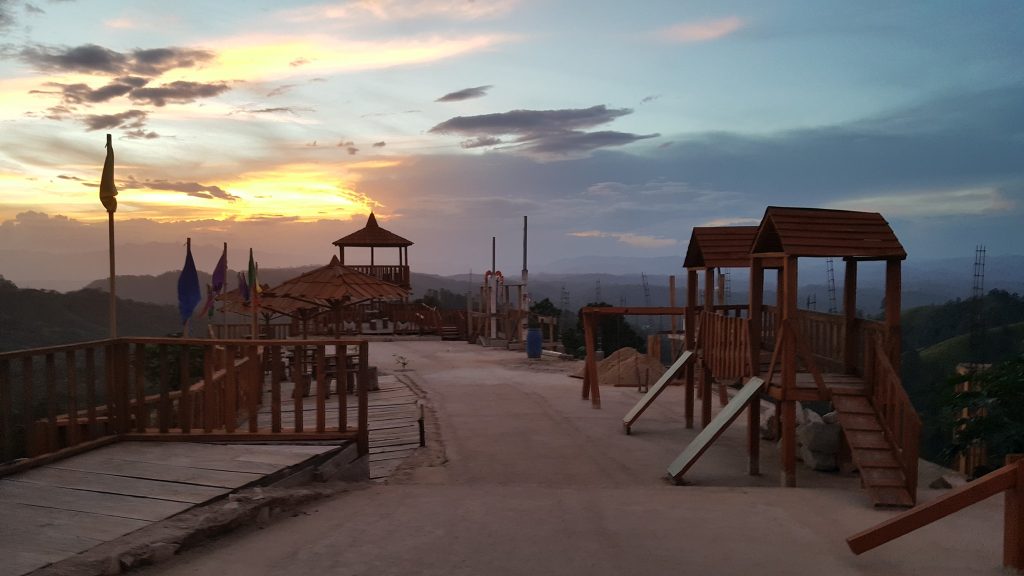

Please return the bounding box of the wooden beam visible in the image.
[685,269,697,429]
[582,311,601,408]
[885,258,902,374]
[848,461,1019,556]
[843,259,858,374]
[781,255,799,487]
[749,258,764,377]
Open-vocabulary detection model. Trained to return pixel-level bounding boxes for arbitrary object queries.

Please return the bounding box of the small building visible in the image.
[333,213,413,290]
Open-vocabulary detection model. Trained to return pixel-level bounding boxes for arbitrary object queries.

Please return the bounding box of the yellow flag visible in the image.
[100,134,117,212]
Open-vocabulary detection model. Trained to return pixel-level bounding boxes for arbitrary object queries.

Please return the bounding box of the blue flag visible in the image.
[211,242,227,294]
[177,239,201,325]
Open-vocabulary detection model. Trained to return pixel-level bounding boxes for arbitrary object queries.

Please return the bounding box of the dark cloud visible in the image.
[372,141,386,148]
[129,80,230,106]
[640,94,661,104]
[236,106,311,115]
[429,105,650,158]
[57,174,83,181]
[521,130,658,155]
[122,178,238,201]
[36,80,136,104]
[123,129,160,139]
[460,136,502,149]
[82,109,147,131]
[24,3,43,15]
[267,84,297,97]
[17,43,213,76]
[430,105,631,136]
[337,140,358,155]
[289,58,309,67]
[435,85,492,102]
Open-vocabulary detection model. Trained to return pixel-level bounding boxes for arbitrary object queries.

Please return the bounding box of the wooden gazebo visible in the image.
[332,213,412,290]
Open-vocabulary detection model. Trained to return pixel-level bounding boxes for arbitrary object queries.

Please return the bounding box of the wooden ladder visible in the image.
[831,388,915,508]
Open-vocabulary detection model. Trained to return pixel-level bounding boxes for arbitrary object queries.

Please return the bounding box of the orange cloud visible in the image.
[657,16,745,43]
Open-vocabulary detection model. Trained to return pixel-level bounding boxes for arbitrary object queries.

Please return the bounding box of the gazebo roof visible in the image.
[683,226,758,269]
[750,206,906,260]
[267,256,409,303]
[332,213,413,248]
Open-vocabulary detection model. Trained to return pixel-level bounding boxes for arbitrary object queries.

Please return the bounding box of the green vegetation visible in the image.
[901,290,1024,465]
[947,355,1024,475]
[560,302,644,359]
[0,275,198,352]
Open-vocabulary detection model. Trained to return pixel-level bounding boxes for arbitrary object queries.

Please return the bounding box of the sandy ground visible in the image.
[139,340,1007,576]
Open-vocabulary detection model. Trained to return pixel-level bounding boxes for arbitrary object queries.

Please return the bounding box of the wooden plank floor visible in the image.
[254,373,422,480]
[0,442,336,576]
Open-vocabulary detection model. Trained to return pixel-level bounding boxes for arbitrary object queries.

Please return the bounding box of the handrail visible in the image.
[699,311,752,381]
[868,334,921,502]
[0,337,371,475]
[848,458,1024,571]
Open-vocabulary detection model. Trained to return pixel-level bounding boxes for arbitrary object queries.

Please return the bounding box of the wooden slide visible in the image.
[622,351,694,434]
[666,376,764,483]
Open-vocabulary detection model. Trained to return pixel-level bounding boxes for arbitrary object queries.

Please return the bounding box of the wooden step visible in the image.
[832,394,874,414]
[851,448,901,468]
[845,430,890,450]
[868,486,915,508]
[860,465,907,487]
[836,412,882,432]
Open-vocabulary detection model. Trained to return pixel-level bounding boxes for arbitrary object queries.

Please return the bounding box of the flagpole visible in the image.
[108,209,116,338]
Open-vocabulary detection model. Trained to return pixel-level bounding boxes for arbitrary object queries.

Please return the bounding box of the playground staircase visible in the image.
[831,387,915,508]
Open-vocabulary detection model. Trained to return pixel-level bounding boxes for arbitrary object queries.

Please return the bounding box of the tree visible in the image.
[573,302,644,356]
[946,354,1024,474]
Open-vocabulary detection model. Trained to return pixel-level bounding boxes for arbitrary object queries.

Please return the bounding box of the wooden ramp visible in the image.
[667,377,764,483]
[832,388,914,507]
[622,351,694,434]
[0,441,338,576]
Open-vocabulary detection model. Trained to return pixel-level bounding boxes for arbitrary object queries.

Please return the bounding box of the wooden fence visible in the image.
[0,338,370,475]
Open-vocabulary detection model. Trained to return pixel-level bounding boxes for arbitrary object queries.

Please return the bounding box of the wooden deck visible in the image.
[2,370,422,575]
[255,372,422,480]
[0,441,338,576]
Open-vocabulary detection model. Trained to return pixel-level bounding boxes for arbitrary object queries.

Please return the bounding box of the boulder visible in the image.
[800,445,838,471]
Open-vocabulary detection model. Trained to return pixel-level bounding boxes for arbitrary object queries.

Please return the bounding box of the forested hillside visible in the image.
[0,276,198,352]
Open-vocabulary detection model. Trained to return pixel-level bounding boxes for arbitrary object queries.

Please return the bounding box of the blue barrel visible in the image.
[526,328,543,359]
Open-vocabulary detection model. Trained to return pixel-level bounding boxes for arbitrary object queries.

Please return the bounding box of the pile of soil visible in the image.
[570,347,667,387]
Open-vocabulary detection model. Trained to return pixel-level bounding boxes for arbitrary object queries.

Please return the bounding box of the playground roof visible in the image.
[750,206,906,260]
[683,226,758,269]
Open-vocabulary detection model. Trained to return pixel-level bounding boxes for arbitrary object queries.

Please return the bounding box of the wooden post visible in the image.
[749,258,764,377]
[685,269,697,428]
[1005,456,1024,569]
[108,210,117,338]
[582,311,601,408]
[843,259,858,374]
[781,256,799,487]
[701,268,714,427]
[749,386,760,476]
[357,341,369,455]
[885,258,902,374]
[669,275,678,358]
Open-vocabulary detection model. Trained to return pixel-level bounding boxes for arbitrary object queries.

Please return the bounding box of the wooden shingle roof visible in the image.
[683,226,758,269]
[751,206,906,260]
[332,213,413,248]
[266,256,409,303]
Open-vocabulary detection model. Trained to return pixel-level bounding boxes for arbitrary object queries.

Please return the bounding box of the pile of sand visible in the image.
[570,347,667,387]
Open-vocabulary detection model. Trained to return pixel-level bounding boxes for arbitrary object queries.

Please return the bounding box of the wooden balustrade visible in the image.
[698,311,752,381]
[348,265,410,288]
[0,337,371,474]
[212,323,291,339]
[865,335,921,503]
[797,310,846,372]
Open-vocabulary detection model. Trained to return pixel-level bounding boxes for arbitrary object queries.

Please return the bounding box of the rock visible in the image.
[822,411,839,425]
[760,411,778,441]
[797,420,841,454]
[929,476,952,489]
[804,408,823,425]
[794,402,806,425]
[800,445,838,471]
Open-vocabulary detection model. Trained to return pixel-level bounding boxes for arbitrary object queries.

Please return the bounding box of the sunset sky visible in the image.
[1,1,1022,288]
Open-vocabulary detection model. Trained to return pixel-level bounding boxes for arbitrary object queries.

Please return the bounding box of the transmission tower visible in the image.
[806,294,817,311]
[558,285,571,331]
[826,257,838,313]
[723,271,732,304]
[969,245,987,361]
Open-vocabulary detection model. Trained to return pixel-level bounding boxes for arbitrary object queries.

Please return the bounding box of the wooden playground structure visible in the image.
[584,207,921,508]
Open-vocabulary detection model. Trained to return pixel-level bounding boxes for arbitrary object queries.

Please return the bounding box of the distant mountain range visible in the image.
[70,253,1024,317]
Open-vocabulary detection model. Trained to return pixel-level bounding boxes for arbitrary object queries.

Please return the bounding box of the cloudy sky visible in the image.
[1,0,1022,287]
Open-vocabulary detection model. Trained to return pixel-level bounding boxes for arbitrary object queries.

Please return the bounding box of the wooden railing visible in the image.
[310,302,441,336]
[698,311,752,381]
[0,338,370,474]
[848,457,1024,571]
[797,310,846,372]
[348,265,410,288]
[211,323,291,339]
[865,334,921,502]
